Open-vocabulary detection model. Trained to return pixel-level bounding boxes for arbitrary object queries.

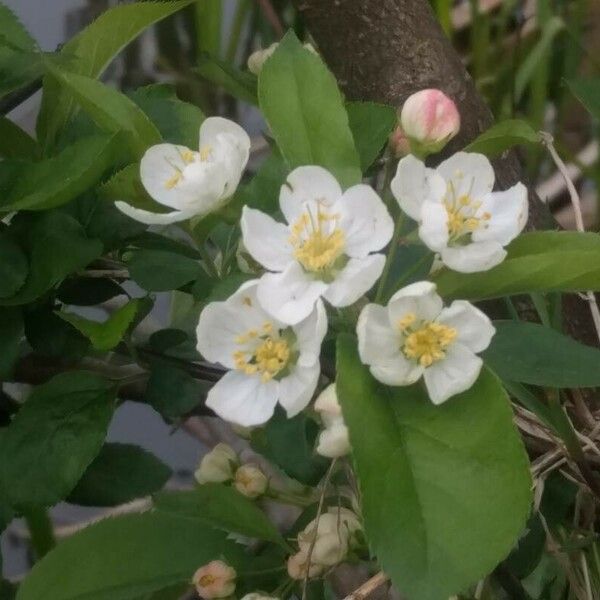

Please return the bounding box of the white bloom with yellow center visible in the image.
[196,280,327,426]
[357,281,495,404]
[391,152,528,272]
[116,117,250,225]
[241,166,394,325]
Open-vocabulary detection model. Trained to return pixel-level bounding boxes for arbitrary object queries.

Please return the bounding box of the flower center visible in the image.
[233,322,292,382]
[199,574,217,587]
[444,182,490,242]
[163,146,213,189]
[290,206,345,273]
[399,313,457,367]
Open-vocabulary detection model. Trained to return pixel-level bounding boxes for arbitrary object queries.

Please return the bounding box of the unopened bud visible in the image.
[193,560,236,599]
[398,89,460,158]
[287,549,325,580]
[195,443,237,485]
[314,385,350,458]
[234,464,268,498]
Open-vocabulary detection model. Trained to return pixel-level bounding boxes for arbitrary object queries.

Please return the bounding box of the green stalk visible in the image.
[226,0,251,64]
[195,0,222,60]
[23,506,56,560]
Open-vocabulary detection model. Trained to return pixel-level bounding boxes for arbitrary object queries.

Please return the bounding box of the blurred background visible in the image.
[2,0,599,585]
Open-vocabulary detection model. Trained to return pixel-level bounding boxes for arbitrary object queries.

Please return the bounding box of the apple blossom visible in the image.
[357,281,495,404]
[391,152,528,272]
[314,384,351,458]
[234,464,268,498]
[194,443,238,485]
[397,89,460,157]
[241,166,394,325]
[192,560,236,599]
[196,280,327,427]
[116,117,250,225]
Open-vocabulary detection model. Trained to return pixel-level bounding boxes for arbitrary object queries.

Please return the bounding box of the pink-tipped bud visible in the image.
[193,560,236,599]
[398,89,460,157]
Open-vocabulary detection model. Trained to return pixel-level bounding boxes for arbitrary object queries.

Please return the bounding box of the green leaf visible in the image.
[0,117,39,160]
[129,85,205,148]
[0,372,115,509]
[434,234,600,300]
[2,134,119,211]
[464,119,539,157]
[128,250,203,292]
[196,53,258,105]
[566,78,600,122]
[251,409,329,486]
[0,233,28,298]
[0,212,103,306]
[336,334,532,600]
[154,484,289,549]
[46,67,161,159]
[0,307,23,379]
[16,512,244,600]
[57,277,125,306]
[37,0,194,149]
[68,443,171,507]
[57,300,140,351]
[346,102,396,171]
[258,32,362,188]
[484,320,600,388]
[0,4,36,51]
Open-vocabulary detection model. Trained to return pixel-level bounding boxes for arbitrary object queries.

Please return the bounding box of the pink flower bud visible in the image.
[234,464,268,498]
[389,125,412,158]
[193,560,236,599]
[399,89,460,157]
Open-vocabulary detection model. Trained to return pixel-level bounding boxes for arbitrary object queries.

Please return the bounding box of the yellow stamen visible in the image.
[402,321,457,367]
[199,575,216,586]
[199,145,212,161]
[164,172,182,189]
[181,149,196,164]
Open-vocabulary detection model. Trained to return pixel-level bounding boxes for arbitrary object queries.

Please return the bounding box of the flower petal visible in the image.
[423,343,482,404]
[472,183,528,246]
[256,262,328,325]
[438,300,496,353]
[280,166,342,224]
[436,152,494,201]
[294,299,328,367]
[388,281,443,323]
[241,206,293,271]
[323,254,385,307]
[336,184,394,257]
[418,199,449,251]
[199,116,251,156]
[114,201,193,225]
[206,371,279,426]
[278,362,320,418]
[440,241,506,273]
[391,155,445,221]
[357,303,400,364]
[370,355,424,386]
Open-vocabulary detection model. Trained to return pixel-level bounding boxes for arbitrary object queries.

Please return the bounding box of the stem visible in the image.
[226,0,251,63]
[197,243,220,279]
[265,487,316,508]
[23,506,56,560]
[374,211,404,304]
[343,572,389,600]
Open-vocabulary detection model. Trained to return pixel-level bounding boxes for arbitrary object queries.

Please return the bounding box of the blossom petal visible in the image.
[336,184,394,257]
[278,363,320,418]
[391,155,445,221]
[357,303,399,364]
[294,299,328,367]
[438,300,496,353]
[114,201,193,225]
[370,355,424,386]
[436,152,494,201]
[199,116,251,155]
[419,199,449,251]
[473,183,528,246]
[206,371,279,426]
[280,166,342,224]
[323,254,385,307]
[441,241,506,273]
[256,262,328,325]
[423,343,482,404]
[388,281,443,323]
[241,206,293,271]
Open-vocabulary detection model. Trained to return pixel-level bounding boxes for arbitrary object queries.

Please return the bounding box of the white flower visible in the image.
[391,152,528,272]
[194,443,238,484]
[196,280,327,427]
[314,384,350,458]
[116,117,250,225]
[193,560,236,599]
[234,464,268,498]
[241,166,394,325]
[357,281,495,404]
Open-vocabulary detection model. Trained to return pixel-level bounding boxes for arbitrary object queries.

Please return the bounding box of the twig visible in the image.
[540,131,600,344]
[255,0,284,37]
[342,572,390,600]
